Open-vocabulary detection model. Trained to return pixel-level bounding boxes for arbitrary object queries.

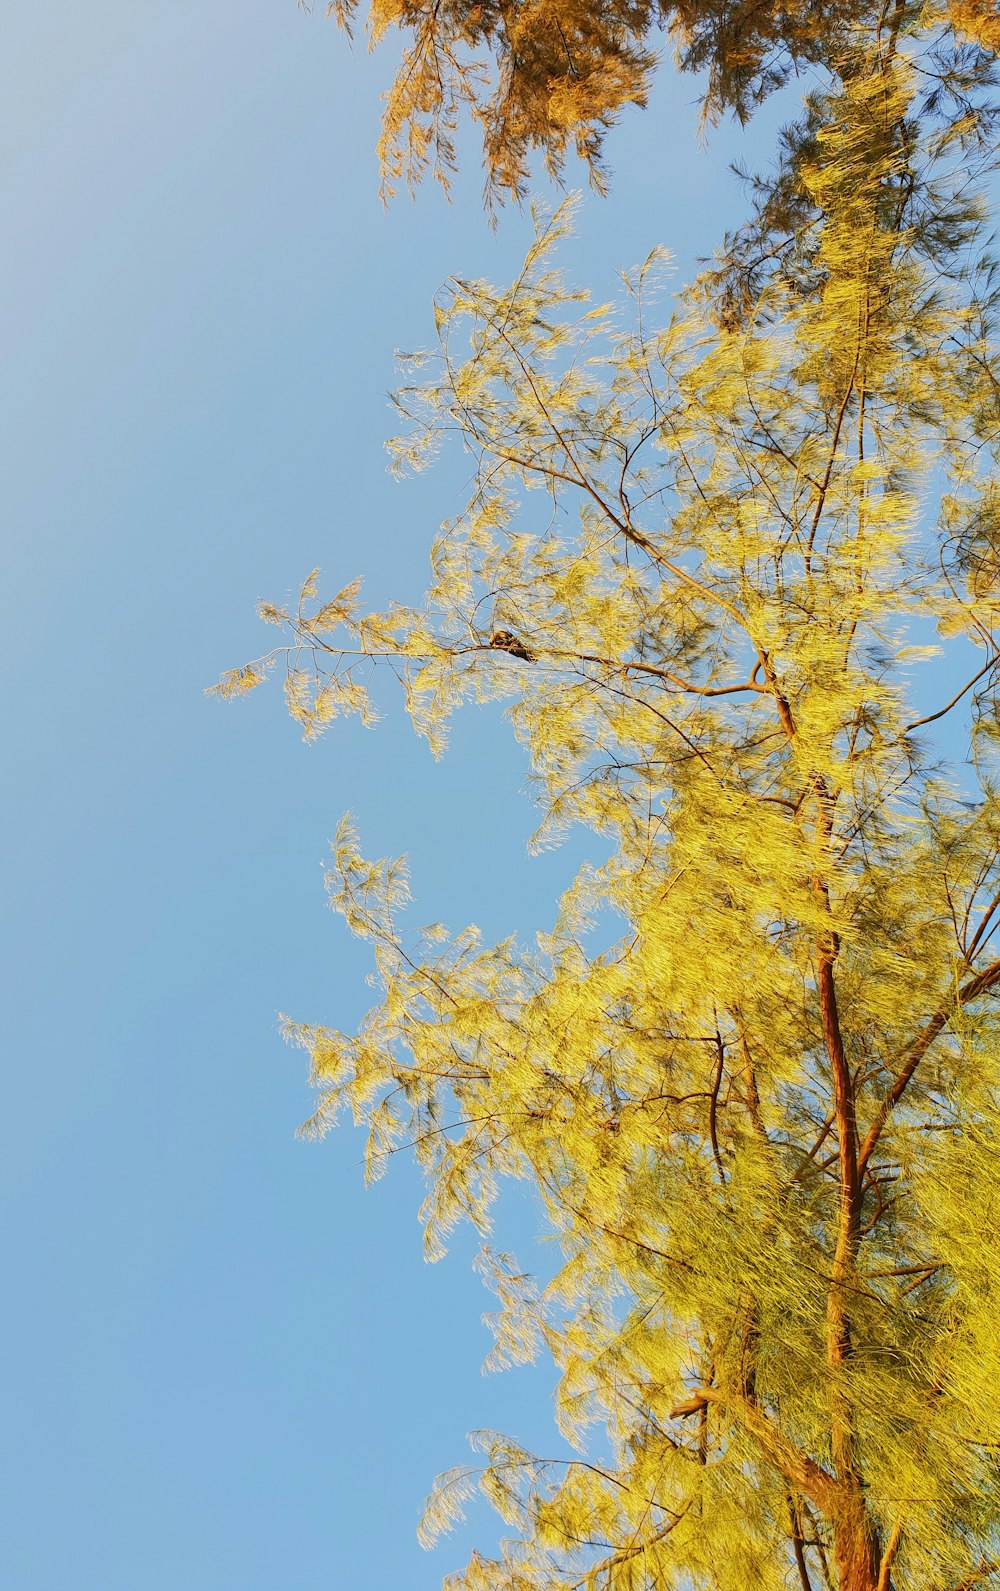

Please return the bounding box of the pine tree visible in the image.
[317,0,997,202]
[218,37,1000,1591]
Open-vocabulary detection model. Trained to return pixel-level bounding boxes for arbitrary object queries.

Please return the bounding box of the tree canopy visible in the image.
[220,28,1000,1589]
[322,0,999,200]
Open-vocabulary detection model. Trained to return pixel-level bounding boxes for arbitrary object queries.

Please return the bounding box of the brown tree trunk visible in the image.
[833,1495,882,1591]
[815,791,882,1591]
[822,945,881,1591]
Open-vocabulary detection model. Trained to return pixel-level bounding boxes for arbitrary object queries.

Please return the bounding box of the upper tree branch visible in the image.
[670,1387,838,1516]
[858,956,1000,1173]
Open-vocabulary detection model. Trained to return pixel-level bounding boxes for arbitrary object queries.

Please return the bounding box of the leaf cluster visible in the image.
[316,0,998,204]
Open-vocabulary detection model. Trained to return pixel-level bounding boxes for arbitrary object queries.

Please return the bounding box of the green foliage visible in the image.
[222,35,1000,1591]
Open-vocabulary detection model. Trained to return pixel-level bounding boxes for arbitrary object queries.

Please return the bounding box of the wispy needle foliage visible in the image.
[221,34,1000,1591]
[314,0,998,203]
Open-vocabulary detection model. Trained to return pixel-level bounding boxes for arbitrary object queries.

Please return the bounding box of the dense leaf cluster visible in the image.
[322,0,997,201]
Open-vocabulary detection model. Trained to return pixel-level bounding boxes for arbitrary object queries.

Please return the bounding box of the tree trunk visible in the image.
[833,1503,882,1591]
[816,835,881,1591]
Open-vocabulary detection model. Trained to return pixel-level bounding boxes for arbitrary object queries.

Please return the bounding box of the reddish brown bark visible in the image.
[819,949,881,1591]
[814,768,883,1591]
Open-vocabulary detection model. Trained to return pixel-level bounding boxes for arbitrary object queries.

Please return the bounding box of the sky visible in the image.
[0,5,880,1589]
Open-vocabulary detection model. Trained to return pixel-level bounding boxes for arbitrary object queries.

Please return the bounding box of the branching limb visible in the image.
[859,956,1000,1172]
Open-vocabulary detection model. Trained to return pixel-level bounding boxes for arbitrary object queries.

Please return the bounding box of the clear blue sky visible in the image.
[1,5,815,1587]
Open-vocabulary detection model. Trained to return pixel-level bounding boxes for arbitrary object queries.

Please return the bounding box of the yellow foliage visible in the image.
[317,0,999,201]
[221,36,1000,1591]
[947,0,1000,50]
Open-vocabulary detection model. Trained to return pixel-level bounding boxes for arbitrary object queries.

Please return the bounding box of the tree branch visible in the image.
[876,1520,903,1591]
[858,956,1000,1173]
[670,1387,838,1516]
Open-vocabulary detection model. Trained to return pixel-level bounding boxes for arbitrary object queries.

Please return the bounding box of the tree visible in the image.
[316,0,997,201]
[218,36,1000,1591]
